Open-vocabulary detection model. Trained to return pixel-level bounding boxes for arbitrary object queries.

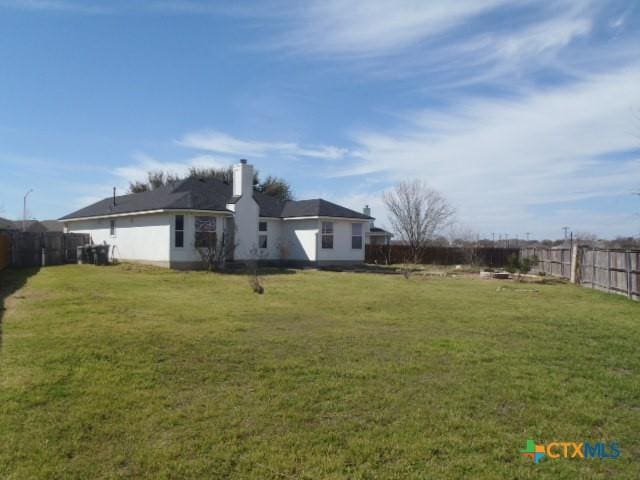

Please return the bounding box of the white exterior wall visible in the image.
[316,219,369,263]
[257,218,284,260]
[65,211,368,267]
[67,213,171,264]
[228,195,260,261]
[169,213,229,265]
[283,219,318,261]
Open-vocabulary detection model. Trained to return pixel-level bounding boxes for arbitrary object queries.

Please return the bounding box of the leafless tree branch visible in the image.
[383,180,455,264]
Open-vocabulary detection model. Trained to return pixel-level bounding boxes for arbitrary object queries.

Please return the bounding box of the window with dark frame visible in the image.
[110,220,116,236]
[195,216,216,248]
[259,234,268,249]
[321,221,334,249]
[351,223,363,249]
[175,215,184,248]
[259,221,267,232]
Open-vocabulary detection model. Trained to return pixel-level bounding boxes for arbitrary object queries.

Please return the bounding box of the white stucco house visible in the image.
[60,160,375,269]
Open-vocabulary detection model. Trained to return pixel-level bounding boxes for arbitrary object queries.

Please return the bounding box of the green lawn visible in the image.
[1,264,639,479]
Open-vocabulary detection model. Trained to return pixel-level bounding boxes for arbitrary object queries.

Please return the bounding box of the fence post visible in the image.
[626,250,632,299]
[607,250,611,292]
[533,248,536,271]
[592,249,596,289]
[570,244,580,284]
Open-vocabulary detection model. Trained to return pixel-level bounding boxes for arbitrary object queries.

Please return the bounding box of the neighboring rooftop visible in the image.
[60,177,373,221]
[0,218,63,232]
[0,217,13,230]
[369,226,392,234]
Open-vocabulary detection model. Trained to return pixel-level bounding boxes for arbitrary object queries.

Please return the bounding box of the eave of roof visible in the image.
[61,208,233,222]
[282,216,371,221]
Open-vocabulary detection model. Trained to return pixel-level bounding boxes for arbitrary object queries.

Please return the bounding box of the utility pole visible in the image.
[23,188,34,232]
[562,226,570,241]
[525,232,531,242]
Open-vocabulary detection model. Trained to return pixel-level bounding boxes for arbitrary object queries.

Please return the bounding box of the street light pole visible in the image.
[23,189,33,232]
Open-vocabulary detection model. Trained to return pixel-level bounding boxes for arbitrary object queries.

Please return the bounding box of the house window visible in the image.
[195,216,216,248]
[259,221,267,232]
[351,223,363,249]
[321,221,334,249]
[175,215,184,248]
[259,234,268,249]
[109,220,116,237]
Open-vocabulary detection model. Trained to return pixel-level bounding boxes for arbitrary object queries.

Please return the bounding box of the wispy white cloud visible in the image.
[0,0,110,14]
[267,0,510,57]
[250,0,638,98]
[177,129,348,161]
[493,16,591,60]
[334,67,640,237]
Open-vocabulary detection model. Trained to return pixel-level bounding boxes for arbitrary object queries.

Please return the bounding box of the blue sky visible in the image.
[0,0,639,239]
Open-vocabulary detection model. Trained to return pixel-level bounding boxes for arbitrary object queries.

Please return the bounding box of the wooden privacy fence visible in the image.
[365,245,520,267]
[520,246,639,301]
[520,247,572,279]
[1,231,90,268]
[0,232,10,271]
[579,249,639,301]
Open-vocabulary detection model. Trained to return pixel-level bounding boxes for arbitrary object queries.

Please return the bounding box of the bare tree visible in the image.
[447,225,478,248]
[447,224,480,265]
[574,231,599,247]
[383,180,455,264]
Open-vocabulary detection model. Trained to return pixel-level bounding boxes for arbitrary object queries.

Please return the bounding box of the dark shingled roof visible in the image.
[369,226,392,234]
[40,220,64,232]
[60,177,372,221]
[280,199,371,219]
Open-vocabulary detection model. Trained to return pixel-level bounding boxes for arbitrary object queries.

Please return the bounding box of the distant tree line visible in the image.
[128,166,294,202]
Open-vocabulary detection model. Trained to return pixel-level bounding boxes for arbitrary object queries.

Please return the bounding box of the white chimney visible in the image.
[233,159,254,197]
[363,205,374,229]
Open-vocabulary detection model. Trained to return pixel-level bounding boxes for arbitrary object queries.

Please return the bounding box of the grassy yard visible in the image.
[1,264,639,479]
